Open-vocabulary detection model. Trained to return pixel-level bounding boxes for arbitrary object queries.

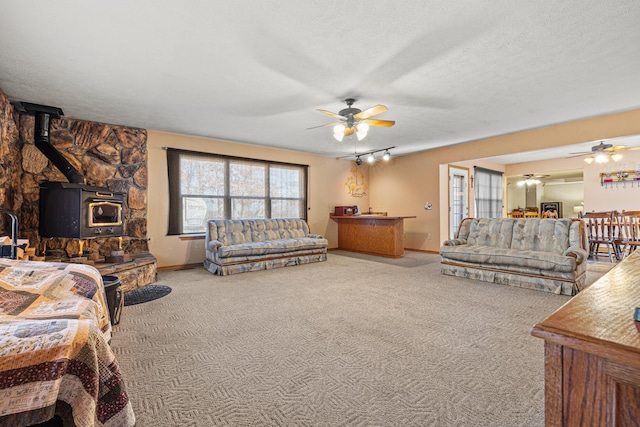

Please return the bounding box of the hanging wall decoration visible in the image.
[345,166,368,197]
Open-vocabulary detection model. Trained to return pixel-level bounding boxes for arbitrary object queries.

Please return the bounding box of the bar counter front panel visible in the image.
[330,215,416,258]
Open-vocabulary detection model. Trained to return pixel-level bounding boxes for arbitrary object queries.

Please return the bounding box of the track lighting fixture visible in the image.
[347,146,396,165]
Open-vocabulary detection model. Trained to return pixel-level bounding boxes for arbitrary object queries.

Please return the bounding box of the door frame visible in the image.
[448,165,470,239]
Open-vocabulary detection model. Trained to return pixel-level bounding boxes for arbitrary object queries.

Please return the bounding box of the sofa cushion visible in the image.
[249,219,279,241]
[211,218,312,245]
[212,220,254,245]
[510,218,572,253]
[218,237,328,258]
[466,218,516,248]
[213,248,327,264]
[440,245,577,272]
[276,218,309,239]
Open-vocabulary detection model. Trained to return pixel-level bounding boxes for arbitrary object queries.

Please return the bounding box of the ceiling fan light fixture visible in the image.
[356,122,369,133]
[333,132,344,142]
[594,152,609,164]
[611,153,623,162]
[584,156,594,164]
[517,175,541,186]
[355,122,369,141]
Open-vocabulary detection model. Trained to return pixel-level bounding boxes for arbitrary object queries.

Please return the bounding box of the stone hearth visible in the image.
[95,252,157,292]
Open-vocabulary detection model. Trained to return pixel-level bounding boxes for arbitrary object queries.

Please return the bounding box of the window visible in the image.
[167,148,307,234]
[474,166,503,218]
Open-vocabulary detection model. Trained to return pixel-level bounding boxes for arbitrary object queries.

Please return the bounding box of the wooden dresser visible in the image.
[531,251,640,426]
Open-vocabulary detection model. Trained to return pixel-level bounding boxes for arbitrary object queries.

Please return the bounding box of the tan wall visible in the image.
[584,150,640,212]
[147,131,364,267]
[369,107,640,252]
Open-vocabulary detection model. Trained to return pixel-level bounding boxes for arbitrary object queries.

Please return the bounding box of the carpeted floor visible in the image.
[110,252,613,426]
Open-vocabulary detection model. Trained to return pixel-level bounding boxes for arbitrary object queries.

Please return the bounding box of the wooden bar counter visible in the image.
[531,250,640,426]
[330,215,416,258]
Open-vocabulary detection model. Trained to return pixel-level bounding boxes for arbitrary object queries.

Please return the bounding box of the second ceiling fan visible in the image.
[308,98,395,141]
[569,141,640,164]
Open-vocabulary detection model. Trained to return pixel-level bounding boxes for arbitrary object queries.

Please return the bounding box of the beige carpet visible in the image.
[111,252,611,426]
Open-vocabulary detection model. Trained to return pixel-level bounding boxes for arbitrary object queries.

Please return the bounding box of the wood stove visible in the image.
[39,181,125,239]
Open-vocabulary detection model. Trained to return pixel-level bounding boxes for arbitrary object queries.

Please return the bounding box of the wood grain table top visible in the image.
[532,250,640,365]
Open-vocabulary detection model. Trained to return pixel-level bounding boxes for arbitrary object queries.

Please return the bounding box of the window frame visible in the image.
[473,166,503,218]
[167,148,308,235]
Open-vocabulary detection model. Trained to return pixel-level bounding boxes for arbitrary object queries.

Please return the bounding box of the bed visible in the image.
[0,259,135,426]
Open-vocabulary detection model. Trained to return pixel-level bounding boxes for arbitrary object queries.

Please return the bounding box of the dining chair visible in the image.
[582,211,618,262]
[542,210,558,219]
[616,211,640,259]
[509,211,524,218]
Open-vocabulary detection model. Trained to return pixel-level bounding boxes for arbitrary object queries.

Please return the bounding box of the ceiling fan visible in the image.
[516,174,549,186]
[308,98,395,142]
[569,141,640,164]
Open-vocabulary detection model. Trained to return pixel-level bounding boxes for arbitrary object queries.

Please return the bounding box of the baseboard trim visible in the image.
[329,247,439,255]
[405,248,440,254]
[157,262,202,271]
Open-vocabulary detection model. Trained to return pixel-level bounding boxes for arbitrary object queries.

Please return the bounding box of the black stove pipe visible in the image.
[13,101,85,185]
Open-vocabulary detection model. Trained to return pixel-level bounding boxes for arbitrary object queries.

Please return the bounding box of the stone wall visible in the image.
[0,89,149,259]
[0,92,21,214]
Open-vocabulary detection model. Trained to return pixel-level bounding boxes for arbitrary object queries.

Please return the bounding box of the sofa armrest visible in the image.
[563,246,588,265]
[207,239,223,251]
[443,238,467,247]
[307,234,324,239]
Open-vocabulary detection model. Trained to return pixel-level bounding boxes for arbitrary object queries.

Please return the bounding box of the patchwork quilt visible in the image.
[0,259,135,426]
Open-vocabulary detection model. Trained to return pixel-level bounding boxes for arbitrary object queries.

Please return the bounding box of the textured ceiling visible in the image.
[1,1,640,162]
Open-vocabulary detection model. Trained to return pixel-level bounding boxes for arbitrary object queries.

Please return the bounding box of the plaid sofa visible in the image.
[204,218,328,275]
[440,218,587,295]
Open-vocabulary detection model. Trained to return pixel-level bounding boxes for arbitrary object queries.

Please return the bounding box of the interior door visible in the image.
[449,166,469,239]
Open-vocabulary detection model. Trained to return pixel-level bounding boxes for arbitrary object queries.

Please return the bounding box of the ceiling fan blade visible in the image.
[354,105,388,120]
[568,151,590,155]
[344,127,355,136]
[365,119,395,128]
[306,122,340,130]
[317,109,343,119]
